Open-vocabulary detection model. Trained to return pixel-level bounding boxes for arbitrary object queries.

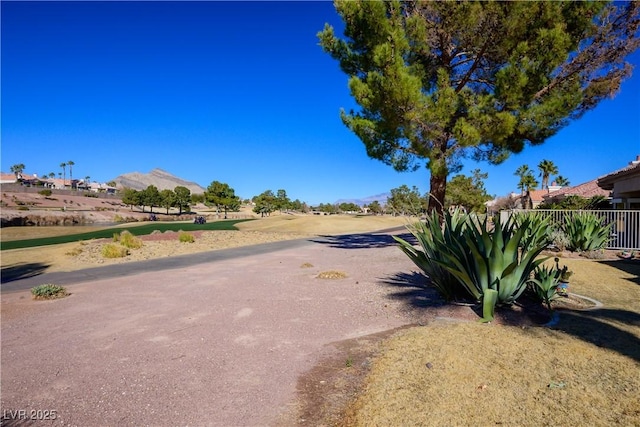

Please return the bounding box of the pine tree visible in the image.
[319,1,639,215]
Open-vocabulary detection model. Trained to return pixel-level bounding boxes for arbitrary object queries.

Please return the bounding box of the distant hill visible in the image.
[112,168,206,194]
[335,193,390,207]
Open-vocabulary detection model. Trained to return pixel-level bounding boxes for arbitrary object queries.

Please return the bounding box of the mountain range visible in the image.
[111,169,206,194]
[111,168,388,205]
[335,193,390,207]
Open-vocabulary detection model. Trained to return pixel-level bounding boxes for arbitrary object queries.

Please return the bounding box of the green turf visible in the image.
[0,219,254,250]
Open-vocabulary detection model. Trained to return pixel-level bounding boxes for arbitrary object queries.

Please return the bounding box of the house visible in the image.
[597,155,640,209]
[0,173,18,184]
[541,179,610,205]
[88,182,117,194]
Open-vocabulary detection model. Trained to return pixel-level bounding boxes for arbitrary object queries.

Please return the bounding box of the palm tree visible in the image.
[517,172,538,194]
[537,159,559,190]
[514,165,531,196]
[60,162,67,188]
[84,176,91,191]
[555,175,570,187]
[10,164,25,181]
[48,172,56,179]
[67,160,75,189]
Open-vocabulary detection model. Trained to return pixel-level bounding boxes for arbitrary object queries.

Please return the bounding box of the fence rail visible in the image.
[505,209,640,250]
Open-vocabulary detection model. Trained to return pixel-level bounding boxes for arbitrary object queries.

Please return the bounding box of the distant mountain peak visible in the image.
[335,192,390,207]
[112,169,206,194]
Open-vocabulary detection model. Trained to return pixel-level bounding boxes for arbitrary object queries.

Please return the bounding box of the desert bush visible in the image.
[564,212,612,252]
[115,230,143,249]
[65,246,83,256]
[17,206,29,211]
[84,192,98,198]
[179,232,195,243]
[31,284,68,300]
[582,249,606,260]
[101,244,129,258]
[38,189,52,196]
[550,229,570,252]
[113,214,125,223]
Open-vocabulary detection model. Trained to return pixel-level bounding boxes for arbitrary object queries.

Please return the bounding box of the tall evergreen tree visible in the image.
[319,1,639,215]
[174,186,191,215]
[205,181,240,219]
[445,169,491,213]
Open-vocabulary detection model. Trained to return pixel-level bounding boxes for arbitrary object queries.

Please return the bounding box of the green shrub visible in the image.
[117,230,143,249]
[17,206,29,211]
[31,284,68,300]
[513,212,552,253]
[396,210,548,322]
[440,214,548,321]
[38,189,52,196]
[564,212,612,252]
[394,209,469,301]
[178,232,195,243]
[101,244,129,258]
[531,265,561,310]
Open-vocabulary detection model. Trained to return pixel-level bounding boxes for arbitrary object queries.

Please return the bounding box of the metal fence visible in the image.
[504,209,640,250]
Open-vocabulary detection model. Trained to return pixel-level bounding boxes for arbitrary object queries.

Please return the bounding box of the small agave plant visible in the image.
[531,265,561,310]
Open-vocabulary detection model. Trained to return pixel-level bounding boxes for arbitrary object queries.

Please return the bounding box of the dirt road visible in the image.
[1,232,433,426]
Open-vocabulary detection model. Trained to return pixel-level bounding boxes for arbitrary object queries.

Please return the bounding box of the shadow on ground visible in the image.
[555,308,640,363]
[597,259,640,286]
[1,262,51,284]
[311,232,417,249]
[378,271,445,308]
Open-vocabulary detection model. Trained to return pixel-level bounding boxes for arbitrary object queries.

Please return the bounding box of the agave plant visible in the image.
[564,212,613,252]
[436,214,549,322]
[513,211,553,253]
[393,209,469,301]
[531,265,561,310]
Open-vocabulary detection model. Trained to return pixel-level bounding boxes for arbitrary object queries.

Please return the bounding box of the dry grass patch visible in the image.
[317,270,348,280]
[340,259,640,426]
[65,245,84,256]
[345,322,639,427]
[300,262,314,268]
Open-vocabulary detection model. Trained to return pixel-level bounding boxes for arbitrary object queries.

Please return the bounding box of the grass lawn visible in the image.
[0,219,253,251]
[342,258,640,426]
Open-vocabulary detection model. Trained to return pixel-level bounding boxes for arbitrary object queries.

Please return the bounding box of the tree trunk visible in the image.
[428,172,447,218]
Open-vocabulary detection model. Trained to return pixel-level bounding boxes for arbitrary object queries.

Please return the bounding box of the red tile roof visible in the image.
[542,179,610,201]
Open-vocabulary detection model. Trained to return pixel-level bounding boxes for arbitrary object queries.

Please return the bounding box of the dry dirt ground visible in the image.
[1,205,423,426]
[3,199,635,426]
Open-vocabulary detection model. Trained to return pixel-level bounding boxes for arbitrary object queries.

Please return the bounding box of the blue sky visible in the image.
[2,1,639,205]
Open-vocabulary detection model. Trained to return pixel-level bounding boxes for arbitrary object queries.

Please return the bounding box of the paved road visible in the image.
[1,238,317,292]
[1,229,429,426]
